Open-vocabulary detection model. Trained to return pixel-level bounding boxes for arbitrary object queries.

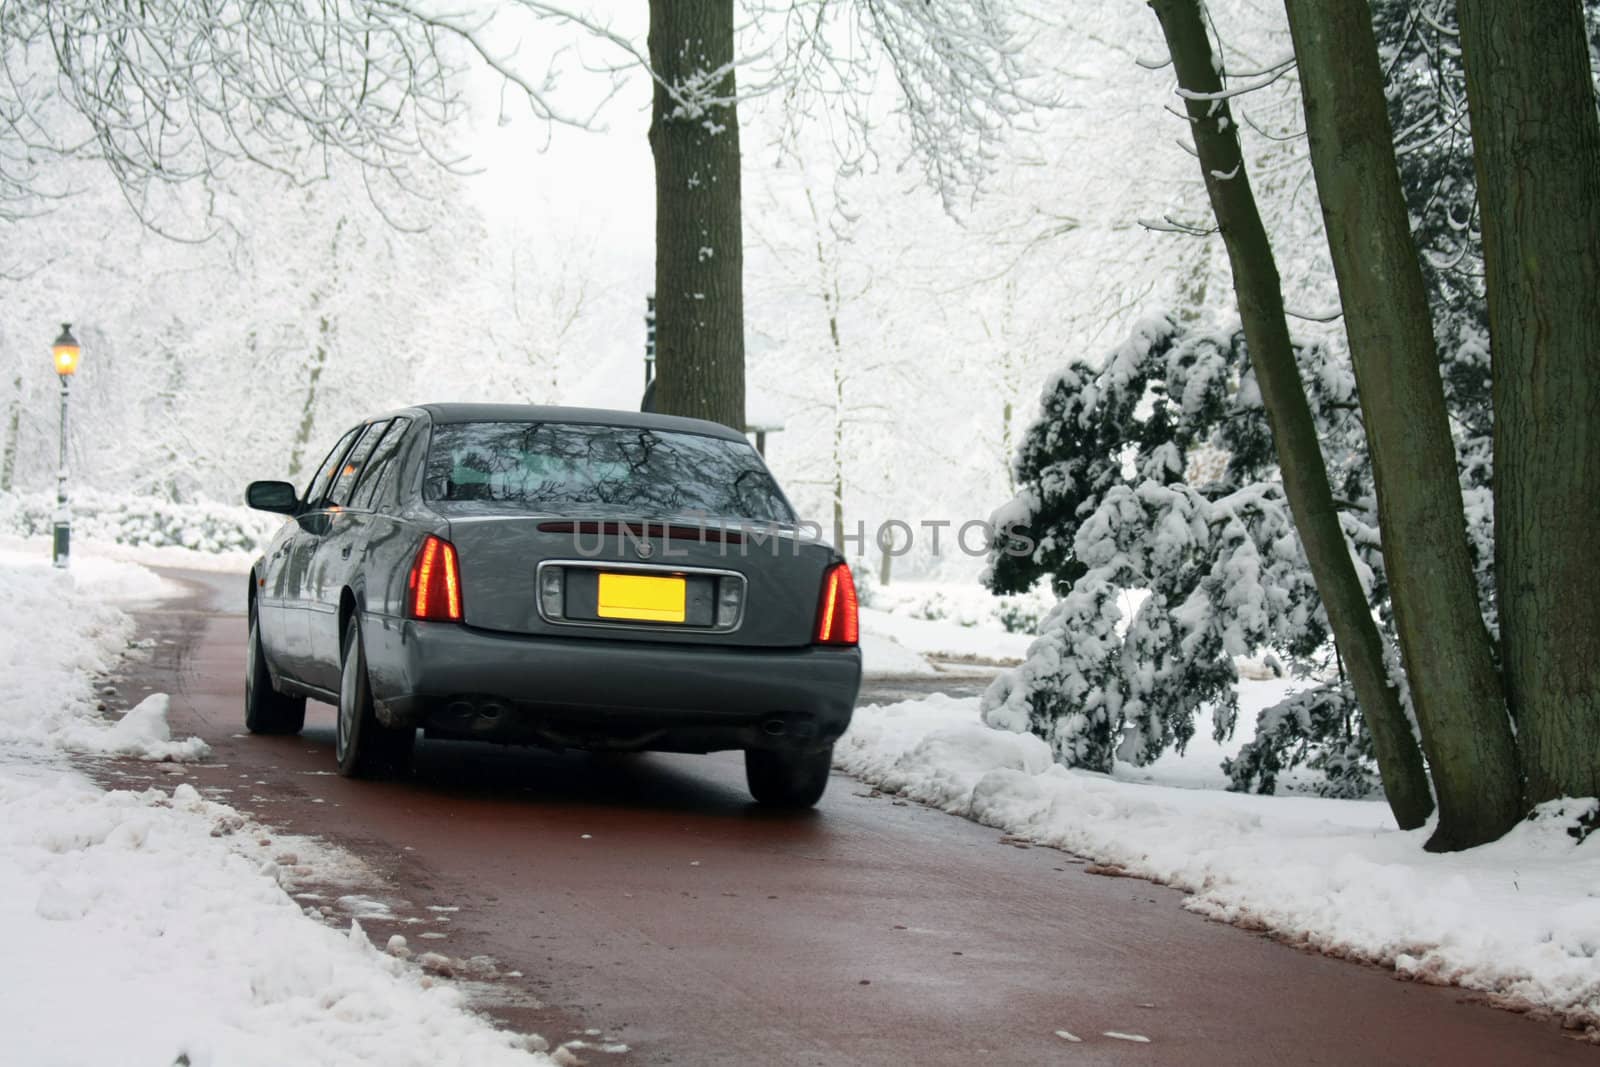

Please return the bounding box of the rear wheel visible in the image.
[335,615,414,778]
[245,600,305,735]
[745,745,834,808]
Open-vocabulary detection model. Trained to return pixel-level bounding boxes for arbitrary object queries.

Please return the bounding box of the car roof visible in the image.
[390,403,750,444]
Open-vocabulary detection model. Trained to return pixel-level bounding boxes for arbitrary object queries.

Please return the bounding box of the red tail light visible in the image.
[408,535,463,622]
[814,562,859,645]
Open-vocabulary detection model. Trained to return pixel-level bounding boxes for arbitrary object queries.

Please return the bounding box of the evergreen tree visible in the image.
[983,314,1384,796]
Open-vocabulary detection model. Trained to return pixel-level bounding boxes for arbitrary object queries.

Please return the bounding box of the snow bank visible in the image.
[0,548,554,1064]
[0,549,204,760]
[860,631,939,677]
[837,696,1600,1033]
[0,774,553,1066]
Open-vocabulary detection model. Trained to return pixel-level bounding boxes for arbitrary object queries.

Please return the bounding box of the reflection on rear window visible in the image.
[424,422,795,523]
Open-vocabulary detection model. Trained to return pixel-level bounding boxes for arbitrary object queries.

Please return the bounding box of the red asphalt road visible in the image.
[97,570,1595,1066]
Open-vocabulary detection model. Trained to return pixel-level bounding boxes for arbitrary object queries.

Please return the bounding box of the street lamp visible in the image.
[51,323,80,568]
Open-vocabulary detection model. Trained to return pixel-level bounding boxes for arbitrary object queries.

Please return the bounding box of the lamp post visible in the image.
[51,323,80,568]
[639,295,659,413]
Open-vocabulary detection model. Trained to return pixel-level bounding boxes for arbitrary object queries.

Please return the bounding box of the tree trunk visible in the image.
[287,217,346,479]
[648,0,746,432]
[805,186,850,555]
[0,373,21,492]
[1148,0,1434,830]
[1282,0,1522,849]
[1458,0,1600,805]
[288,315,330,481]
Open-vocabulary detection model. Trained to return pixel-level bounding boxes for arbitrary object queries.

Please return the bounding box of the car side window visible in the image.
[302,426,363,509]
[349,417,413,512]
[328,420,392,507]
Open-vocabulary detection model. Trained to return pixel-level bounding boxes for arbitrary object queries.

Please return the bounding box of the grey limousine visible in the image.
[244,404,862,807]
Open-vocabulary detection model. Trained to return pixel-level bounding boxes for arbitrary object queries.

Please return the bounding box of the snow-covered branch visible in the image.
[1138,213,1217,237]
[771,0,1049,212]
[1173,57,1296,102]
[0,0,622,223]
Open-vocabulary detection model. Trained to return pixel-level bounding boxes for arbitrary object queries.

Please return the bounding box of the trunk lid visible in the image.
[440,509,835,649]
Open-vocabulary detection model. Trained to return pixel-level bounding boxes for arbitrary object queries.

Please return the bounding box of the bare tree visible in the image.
[505,244,591,403]
[0,0,626,226]
[772,0,1045,211]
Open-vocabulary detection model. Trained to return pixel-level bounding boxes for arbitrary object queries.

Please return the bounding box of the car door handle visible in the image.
[340,546,352,559]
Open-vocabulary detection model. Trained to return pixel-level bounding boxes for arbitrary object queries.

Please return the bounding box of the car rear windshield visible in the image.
[424,421,796,523]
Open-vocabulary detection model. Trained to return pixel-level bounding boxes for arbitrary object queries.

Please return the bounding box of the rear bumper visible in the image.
[362,615,861,754]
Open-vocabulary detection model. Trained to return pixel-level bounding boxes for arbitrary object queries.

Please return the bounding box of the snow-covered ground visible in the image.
[9,534,1594,1053]
[0,546,557,1066]
[859,630,940,677]
[837,690,1600,1035]
[860,607,1029,665]
[856,580,1040,676]
[0,532,261,576]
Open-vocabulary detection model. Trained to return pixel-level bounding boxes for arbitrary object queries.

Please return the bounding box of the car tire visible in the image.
[335,614,414,779]
[245,600,306,735]
[745,745,833,808]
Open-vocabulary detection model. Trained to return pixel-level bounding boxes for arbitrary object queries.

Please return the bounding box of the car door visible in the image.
[258,518,299,657]
[281,425,363,686]
[301,420,393,691]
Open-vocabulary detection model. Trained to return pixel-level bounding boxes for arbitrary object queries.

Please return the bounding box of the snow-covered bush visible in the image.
[0,490,277,554]
[981,313,1385,787]
[1222,684,1377,799]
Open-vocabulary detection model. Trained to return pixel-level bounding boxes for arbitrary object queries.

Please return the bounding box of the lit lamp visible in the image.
[51,323,80,568]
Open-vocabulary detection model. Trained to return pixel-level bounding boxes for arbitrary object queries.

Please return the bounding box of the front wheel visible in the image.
[745,745,834,808]
[335,615,414,779]
[245,601,305,735]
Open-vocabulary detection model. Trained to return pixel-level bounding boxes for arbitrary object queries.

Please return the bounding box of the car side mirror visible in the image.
[247,480,301,515]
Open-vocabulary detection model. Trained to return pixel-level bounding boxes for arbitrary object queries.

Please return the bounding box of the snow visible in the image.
[861,606,1030,663]
[0,548,555,1065]
[859,631,939,677]
[0,531,262,575]
[1,489,276,557]
[0,547,198,759]
[836,693,1600,1032]
[0,775,554,1066]
[857,585,1048,675]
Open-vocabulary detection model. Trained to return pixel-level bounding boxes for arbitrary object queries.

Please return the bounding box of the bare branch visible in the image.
[1137,213,1218,237]
[769,0,1049,214]
[0,0,622,226]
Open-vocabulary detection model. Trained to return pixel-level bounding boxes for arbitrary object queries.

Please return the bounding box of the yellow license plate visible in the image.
[597,573,686,623]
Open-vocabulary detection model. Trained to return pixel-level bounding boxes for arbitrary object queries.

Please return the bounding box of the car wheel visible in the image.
[744,745,833,808]
[245,600,306,735]
[335,614,414,779]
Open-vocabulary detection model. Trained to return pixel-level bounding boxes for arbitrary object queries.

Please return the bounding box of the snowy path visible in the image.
[84,567,1593,1066]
